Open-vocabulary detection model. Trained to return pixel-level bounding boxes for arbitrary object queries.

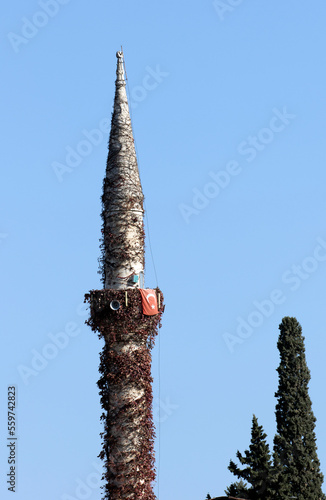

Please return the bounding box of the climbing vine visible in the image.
[98,75,145,288]
[85,288,164,500]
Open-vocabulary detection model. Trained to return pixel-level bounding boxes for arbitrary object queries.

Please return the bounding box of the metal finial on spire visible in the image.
[116,50,125,84]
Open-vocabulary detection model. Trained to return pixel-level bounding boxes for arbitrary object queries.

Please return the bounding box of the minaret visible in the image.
[85,51,164,500]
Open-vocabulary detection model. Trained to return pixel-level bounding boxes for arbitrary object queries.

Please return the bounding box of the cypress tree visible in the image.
[228,415,274,500]
[273,316,325,500]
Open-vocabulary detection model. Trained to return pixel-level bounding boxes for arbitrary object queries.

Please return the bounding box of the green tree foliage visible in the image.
[223,316,325,499]
[205,494,212,499]
[273,317,325,500]
[225,479,250,498]
[228,415,274,500]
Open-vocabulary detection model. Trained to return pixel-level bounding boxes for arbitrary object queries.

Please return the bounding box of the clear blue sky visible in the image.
[1,1,326,499]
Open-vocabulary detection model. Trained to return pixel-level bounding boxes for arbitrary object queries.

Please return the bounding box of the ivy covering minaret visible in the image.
[273,316,325,500]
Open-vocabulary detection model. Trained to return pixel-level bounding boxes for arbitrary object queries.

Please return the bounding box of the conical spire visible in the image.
[101,51,145,290]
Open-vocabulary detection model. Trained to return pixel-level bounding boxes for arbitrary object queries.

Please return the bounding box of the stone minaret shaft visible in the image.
[85,51,163,500]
